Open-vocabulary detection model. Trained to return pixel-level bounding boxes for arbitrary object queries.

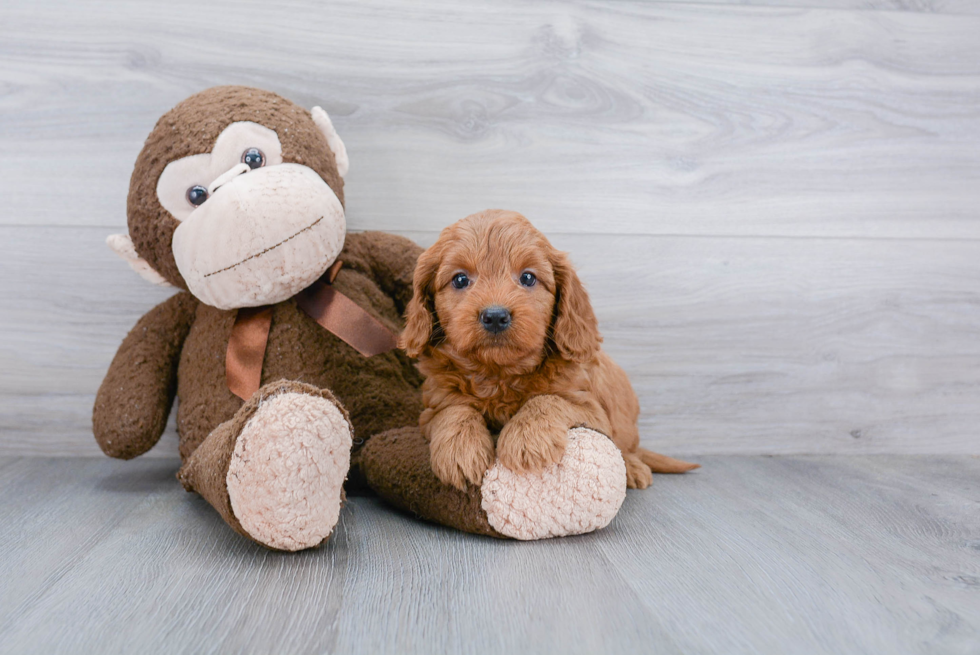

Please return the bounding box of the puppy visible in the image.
[400,209,698,491]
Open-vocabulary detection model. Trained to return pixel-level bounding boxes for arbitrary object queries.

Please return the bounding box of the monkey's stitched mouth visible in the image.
[202,216,325,279]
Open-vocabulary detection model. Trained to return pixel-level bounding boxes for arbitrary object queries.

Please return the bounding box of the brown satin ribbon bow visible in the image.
[225,260,399,401]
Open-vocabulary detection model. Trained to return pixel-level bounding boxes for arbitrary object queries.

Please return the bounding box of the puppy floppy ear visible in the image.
[550,251,602,363]
[399,243,442,358]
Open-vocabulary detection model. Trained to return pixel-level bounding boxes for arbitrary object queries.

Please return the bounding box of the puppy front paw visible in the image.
[497,413,568,475]
[430,422,495,491]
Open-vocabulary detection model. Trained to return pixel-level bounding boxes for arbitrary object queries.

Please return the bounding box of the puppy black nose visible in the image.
[480,306,511,334]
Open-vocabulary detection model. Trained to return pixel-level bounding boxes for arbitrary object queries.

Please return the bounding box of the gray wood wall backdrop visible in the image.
[1,0,978,458]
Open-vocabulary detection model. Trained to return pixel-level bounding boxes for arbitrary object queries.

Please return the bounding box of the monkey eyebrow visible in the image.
[202,215,325,279]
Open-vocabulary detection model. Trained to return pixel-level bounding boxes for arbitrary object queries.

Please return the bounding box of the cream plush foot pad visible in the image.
[481,427,628,540]
[227,392,352,551]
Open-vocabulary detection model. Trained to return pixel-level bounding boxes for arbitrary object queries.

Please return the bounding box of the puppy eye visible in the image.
[451,273,470,289]
[241,147,265,170]
[519,271,536,287]
[186,185,209,206]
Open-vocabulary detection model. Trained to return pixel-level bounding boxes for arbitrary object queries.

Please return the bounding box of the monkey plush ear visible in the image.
[106,233,174,287]
[311,107,349,179]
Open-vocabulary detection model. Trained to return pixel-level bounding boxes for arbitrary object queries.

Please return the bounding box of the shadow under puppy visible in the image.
[400,209,698,491]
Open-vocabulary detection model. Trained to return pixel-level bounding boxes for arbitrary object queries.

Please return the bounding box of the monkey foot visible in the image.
[480,427,627,540]
[179,380,352,551]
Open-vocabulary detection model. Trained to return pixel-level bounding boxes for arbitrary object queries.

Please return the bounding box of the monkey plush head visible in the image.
[109,86,350,310]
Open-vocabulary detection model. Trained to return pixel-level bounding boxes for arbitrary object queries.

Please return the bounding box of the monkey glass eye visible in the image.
[451,273,470,289]
[519,271,537,287]
[241,147,265,169]
[186,185,209,206]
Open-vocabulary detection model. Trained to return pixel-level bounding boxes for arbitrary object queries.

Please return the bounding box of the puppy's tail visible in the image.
[637,447,700,474]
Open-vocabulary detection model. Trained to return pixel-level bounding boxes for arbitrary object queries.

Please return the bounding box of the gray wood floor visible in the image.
[1,455,977,655]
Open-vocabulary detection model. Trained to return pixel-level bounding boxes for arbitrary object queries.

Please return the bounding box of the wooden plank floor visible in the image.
[1,455,977,655]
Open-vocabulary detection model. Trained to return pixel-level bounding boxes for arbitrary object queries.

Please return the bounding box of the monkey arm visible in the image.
[340,231,424,313]
[92,292,199,459]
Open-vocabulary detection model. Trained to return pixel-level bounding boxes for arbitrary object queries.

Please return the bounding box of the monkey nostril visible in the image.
[479,306,512,334]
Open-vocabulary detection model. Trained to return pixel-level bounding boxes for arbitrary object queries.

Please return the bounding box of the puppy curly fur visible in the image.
[400,210,698,491]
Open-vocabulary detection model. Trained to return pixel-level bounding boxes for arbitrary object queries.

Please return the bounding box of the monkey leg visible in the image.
[177,380,352,551]
[357,426,627,540]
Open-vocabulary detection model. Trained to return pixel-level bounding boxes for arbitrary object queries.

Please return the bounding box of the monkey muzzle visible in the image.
[172,163,346,310]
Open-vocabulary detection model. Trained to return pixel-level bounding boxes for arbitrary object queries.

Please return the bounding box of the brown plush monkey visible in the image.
[94,86,628,550]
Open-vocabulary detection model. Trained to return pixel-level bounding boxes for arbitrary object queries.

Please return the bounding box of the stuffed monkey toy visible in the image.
[93,86,627,550]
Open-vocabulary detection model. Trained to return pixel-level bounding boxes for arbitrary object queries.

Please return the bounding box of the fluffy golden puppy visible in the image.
[400,209,698,491]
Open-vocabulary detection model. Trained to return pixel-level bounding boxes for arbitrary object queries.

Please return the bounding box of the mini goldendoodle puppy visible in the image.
[400,209,698,491]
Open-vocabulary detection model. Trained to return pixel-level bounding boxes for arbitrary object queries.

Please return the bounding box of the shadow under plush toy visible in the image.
[93,86,631,549]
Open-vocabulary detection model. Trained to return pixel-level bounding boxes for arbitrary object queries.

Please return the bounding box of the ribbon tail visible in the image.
[296,284,398,357]
[226,306,273,401]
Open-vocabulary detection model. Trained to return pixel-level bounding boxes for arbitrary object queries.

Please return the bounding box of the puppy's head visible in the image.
[400,209,601,368]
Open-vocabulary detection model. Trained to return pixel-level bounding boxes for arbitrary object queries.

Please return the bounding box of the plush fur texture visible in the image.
[481,427,627,540]
[95,230,426,466]
[356,426,505,538]
[227,389,352,551]
[400,209,698,491]
[177,380,351,549]
[106,233,173,287]
[358,425,629,540]
[127,86,345,289]
[93,291,198,459]
[171,163,346,309]
[93,87,431,550]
